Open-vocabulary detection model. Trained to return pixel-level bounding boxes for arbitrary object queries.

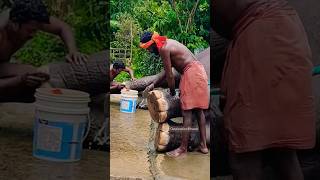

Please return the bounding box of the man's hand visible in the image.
[117,84,125,89]
[21,72,50,88]
[40,17,87,65]
[111,82,124,90]
[66,51,88,65]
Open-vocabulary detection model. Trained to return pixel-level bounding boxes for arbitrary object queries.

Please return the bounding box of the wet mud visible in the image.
[110,97,210,180]
[0,103,108,180]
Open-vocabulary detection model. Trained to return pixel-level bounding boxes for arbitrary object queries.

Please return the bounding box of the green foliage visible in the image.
[0,0,12,9]
[15,33,65,66]
[114,72,131,82]
[110,0,209,80]
[13,0,107,67]
[65,0,108,53]
[132,49,163,78]
[133,1,174,33]
[110,13,141,48]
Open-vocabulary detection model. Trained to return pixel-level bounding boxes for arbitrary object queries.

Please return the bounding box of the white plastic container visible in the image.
[120,89,138,113]
[33,88,90,162]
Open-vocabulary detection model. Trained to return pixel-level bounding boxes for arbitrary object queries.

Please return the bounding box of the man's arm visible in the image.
[160,47,175,96]
[110,84,119,90]
[0,76,22,94]
[142,70,166,93]
[153,70,166,86]
[39,16,88,64]
[124,67,136,80]
[110,81,124,90]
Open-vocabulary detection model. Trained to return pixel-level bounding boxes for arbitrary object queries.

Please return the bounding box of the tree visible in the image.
[13,0,108,66]
[110,0,210,79]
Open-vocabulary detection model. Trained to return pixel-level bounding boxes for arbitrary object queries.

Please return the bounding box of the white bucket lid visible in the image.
[35,88,90,103]
[121,89,138,95]
[121,95,138,99]
[35,103,90,115]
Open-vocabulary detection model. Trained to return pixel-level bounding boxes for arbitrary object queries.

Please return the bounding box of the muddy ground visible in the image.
[110,96,210,180]
[0,103,108,180]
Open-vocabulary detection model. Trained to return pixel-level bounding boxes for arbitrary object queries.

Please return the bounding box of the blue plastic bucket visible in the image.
[120,90,138,113]
[33,88,90,162]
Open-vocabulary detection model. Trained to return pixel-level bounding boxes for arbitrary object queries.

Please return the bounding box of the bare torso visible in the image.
[161,39,197,74]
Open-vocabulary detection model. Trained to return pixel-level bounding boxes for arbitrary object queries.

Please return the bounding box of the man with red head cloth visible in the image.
[140,31,210,157]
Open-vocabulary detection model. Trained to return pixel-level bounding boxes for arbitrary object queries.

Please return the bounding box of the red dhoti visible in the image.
[180,61,209,110]
[221,0,316,153]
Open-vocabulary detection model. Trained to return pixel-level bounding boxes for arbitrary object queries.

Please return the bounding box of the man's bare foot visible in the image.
[196,143,209,154]
[166,147,187,157]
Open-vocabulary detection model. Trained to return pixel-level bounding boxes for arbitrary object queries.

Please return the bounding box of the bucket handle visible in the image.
[82,113,91,143]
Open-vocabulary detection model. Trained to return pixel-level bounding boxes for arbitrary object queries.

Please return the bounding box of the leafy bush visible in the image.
[132,49,163,78]
[110,0,209,80]
[14,33,65,67]
[12,0,107,66]
[114,72,131,82]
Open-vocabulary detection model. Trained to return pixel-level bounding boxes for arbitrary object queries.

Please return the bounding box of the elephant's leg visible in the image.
[147,90,182,123]
[155,119,210,152]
